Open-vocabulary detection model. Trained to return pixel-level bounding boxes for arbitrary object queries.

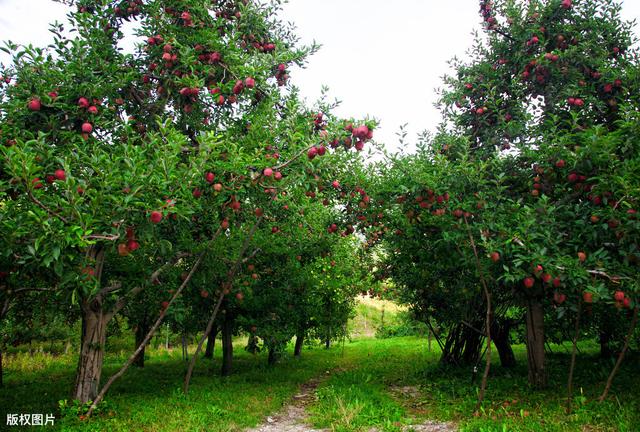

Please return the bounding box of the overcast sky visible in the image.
[1,0,639,150]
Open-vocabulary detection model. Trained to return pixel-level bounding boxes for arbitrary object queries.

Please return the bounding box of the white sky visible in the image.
[1,0,639,150]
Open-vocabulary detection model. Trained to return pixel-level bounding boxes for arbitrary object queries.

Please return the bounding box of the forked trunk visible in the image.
[204,328,216,359]
[294,331,304,357]
[221,318,233,376]
[73,307,109,403]
[525,299,546,388]
[492,320,516,368]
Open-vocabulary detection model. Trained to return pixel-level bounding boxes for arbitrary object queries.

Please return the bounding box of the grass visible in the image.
[348,295,405,338]
[1,331,639,431]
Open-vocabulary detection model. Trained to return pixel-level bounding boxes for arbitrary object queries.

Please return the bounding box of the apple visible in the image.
[307,146,318,160]
[317,145,326,156]
[555,159,565,168]
[87,105,98,115]
[523,277,535,288]
[554,292,566,304]
[221,218,229,229]
[32,178,43,189]
[582,292,593,303]
[81,122,93,134]
[28,98,41,111]
[490,252,500,262]
[54,169,66,181]
[161,301,170,309]
[77,97,89,108]
[213,183,223,192]
[561,0,572,9]
[200,289,209,298]
[118,243,130,256]
[235,292,244,301]
[192,188,202,198]
[614,291,625,302]
[577,251,586,262]
[274,171,282,180]
[150,211,163,224]
[127,239,140,251]
[552,277,561,288]
[205,172,215,183]
[622,297,631,309]
[255,207,264,217]
[244,77,255,88]
[263,167,273,177]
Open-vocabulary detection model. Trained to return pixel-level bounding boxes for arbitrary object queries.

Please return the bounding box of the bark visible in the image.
[324,338,331,349]
[599,306,639,402]
[492,320,516,368]
[599,330,612,358]
[181,333,188,361]
[204,327,217,359]
[268,346,277,365]
[566,300,582,414]
[221,317,234,376]
[133,323,149,368]
[440,322,483,366]
[525,299,546,388]
[294,331,304,357]
[73,307,109,403]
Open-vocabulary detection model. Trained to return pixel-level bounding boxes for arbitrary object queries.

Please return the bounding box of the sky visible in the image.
[1,0,639,150]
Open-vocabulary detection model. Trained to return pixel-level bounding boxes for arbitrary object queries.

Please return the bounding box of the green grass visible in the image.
[348,295,405,338]
[1,336,639,431]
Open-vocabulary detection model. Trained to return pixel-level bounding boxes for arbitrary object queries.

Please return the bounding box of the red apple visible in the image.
[582,292,593,303]
[221,219,229,229]
[490,252,500,262]
[213,183,223,192]
[54,169,66,181]
[205,172,215,183]
[523,277,535,288]
[28,98,41,111]
[81,122,93,134]
[150,211,162,224]
[577,251,586,262]
[127,240,140,251]
[614,291,625,302]
[263,167,273,177]
[77,97,89,108]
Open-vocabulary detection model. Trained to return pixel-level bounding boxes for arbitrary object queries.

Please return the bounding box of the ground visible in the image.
[1,301,639,431]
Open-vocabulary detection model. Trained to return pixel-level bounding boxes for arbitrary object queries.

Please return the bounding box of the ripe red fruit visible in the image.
[235,292,244,301]
[263,167,273,177]
[28,98,41,111]
[561,0,572,9]
[77,97,89,108]
[553,277,561,288]
[205,172,215,183]
[307,146,318,160]
[577,251,587,262]
[150,211,162,224]
[213,183,223,192]
[221,219,229,229]
[614,291,625,302]
[200,289,209,298]
[81,122,93,134]
[255,208,264,217]
[127,240,140,251]
[271,226,279,234]
[317,145,326,156]
[118,243,130,256]
[192,188,202,198]
[541,273,552,283]
[567,173,578,183]
[232,80,244,95]
[54,169,66,181]
[244,77,255,88]
[555,159,565,168]
[87,105,98,115]
[274,171,282,181]
[590,215,600,223]
[331,180,340,189]
[523,277,535,288]
[490,252,500,262]
[554,292,566,304]
[582,292,593,303]
[32,178,43,189]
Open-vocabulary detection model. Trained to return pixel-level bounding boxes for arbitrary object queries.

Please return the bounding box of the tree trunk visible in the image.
[324,338,330,349]
[525,299,546,388]
[221,318,233,376]
[133,323,149,368]
[0,349,3,387]
[73,308,109,403]
[599,330,612,358]
[294,331,304,357]
[440,323,483,366]
[204,328,216,359]
[181,333,188,361]
[492,320,516,368]
[268,346,277,365]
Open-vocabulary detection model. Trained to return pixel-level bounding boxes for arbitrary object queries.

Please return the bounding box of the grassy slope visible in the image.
[1,302,638,432]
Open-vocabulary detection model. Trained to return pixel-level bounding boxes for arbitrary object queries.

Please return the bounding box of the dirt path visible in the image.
[246,377,457,432]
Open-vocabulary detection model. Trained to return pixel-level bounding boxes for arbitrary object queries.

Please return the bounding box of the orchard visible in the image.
[0,1,638,431]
